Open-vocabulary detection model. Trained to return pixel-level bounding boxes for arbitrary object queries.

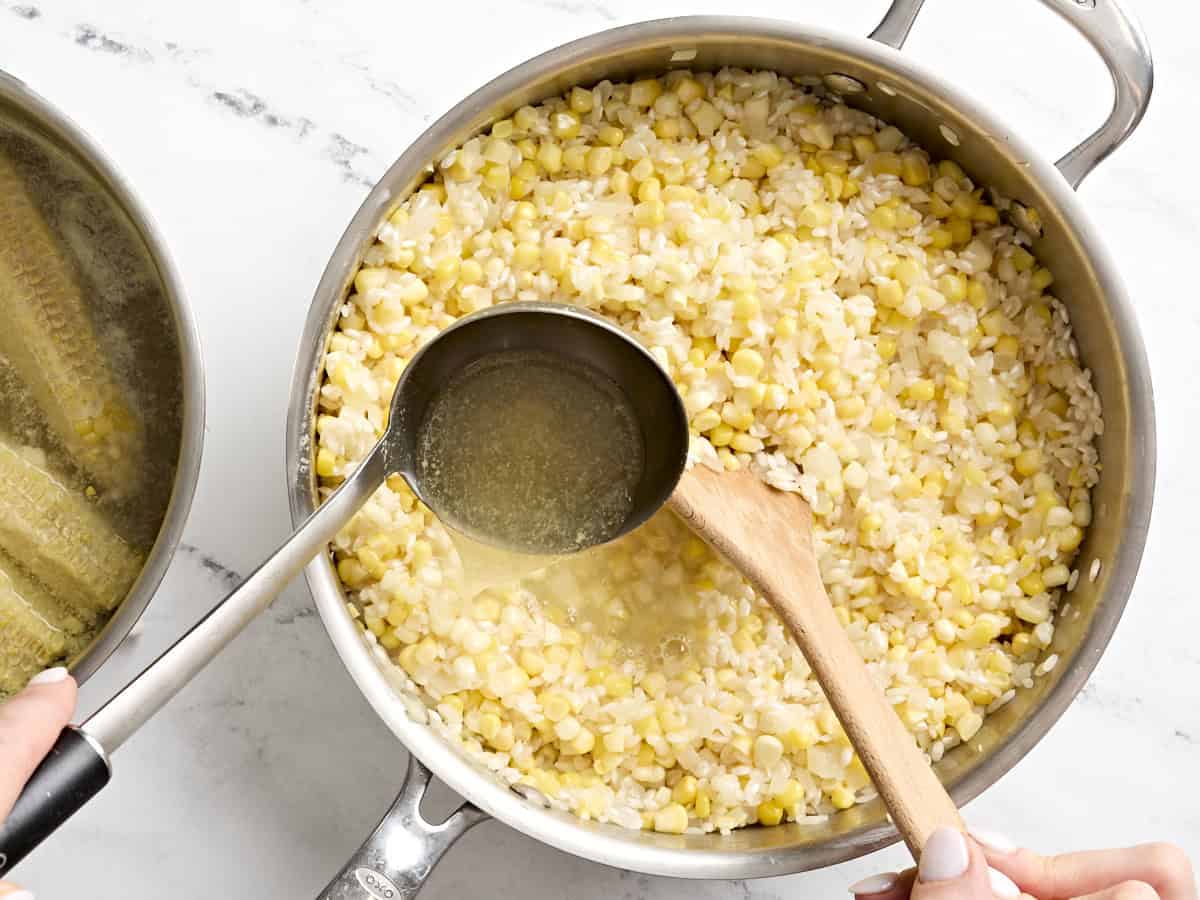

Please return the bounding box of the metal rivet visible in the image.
[512,783,550,806]
[824,73,866,94]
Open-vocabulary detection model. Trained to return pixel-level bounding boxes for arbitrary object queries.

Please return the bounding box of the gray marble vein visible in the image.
[73,23,153,60]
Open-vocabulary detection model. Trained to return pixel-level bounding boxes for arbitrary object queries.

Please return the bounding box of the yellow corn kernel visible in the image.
[756,800,784,826]
[709,423,734,447]
[337,557,369,589]
[655,802,693,836]
[869,206,897,230]
[691,408,723,433]
[534,141,563,173]
[937,273,967,302]
[753,143,784,169]
[893,258,922,287]
[630,79,663,107]
[730,433,763,453]
[513,242,541,269]
[666,775,699,807]
[316,447,338,478]
[540,691,572,722]
[1012,632,1034,658]
[731,347,766,378]
[829,785,856,810]
[851,135,877,161]
[973,204,999,225]
[1057,525,1084,552]
[731,291,761,319]
[948,217,973,246]
[876,335,898,361]
[1018,572,1046,596]
[859,513,883,534]
[836,396,866,419]
[905,379,936,403]
[707,161,732,186]
[900,152,930,186]
[674,76,704,103]
[868,152,903,176]
[876,280,904,309]
[634,199,665,227]
[568,85,594,114]
[584,146,613,176]
[550,110,580,139]
[965,278,988,309]
[518,649,546,677]
[1014,448,1042,477]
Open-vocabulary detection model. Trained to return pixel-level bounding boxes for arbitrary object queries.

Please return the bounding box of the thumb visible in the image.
[910,827,996,900]
[0,667,78,822]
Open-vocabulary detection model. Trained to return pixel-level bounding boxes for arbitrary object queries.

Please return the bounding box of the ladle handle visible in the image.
[670,467,962,857]
[0,445,390,874]
[0,728,111,877]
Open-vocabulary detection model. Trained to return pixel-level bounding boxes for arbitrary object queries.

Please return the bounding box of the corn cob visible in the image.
[0,562,68,695]
[0,152,143,493]
[0,551,92,634]
[0,437,142,614]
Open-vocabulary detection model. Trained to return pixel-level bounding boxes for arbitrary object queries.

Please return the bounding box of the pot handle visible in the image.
[869,0,1153,189]
[317,754,488,900]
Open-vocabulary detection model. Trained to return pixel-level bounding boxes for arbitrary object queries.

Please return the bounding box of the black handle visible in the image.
[0,727,111,876]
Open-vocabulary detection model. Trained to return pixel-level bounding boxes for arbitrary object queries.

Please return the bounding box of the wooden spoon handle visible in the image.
[670,466,963,856]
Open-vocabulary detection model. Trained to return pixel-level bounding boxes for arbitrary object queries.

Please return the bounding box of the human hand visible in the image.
[850,826,1197,900]
[0,667,78,900]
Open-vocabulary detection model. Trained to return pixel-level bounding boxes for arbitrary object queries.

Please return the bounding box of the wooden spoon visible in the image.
[669,464,963,855]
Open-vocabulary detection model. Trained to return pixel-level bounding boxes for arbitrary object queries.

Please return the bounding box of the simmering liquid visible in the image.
[0,116,182,694]
[415,349,644,556]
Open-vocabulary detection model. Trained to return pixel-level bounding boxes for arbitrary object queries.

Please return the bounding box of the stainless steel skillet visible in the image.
[287,1,1154,896]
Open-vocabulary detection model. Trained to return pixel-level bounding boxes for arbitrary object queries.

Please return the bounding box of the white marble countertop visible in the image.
[3,0,1197,896]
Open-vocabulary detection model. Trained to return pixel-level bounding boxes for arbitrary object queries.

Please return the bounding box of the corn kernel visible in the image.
[731,347,766,377]
[653,803,688,834]
[550,110,580,139]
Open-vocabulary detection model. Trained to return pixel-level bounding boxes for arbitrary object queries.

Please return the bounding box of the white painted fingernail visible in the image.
[971,827,1018,854]
[28,666,69,686]
[988,867,1020,898]
[848,872,899,895]
[919,826,969,882]
[6,890,36,899]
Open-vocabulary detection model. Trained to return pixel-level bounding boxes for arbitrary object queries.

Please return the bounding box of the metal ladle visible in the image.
[0,300,959,877]
[0,301,687,874]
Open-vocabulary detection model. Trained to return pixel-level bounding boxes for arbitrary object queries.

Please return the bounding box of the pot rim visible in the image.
[0,70,207,687]
[287,14,1155,877]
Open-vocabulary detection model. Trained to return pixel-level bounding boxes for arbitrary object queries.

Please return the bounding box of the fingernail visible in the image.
[848,872,899,895]
[5,890,36,899]
[28,666,69,686]
[918,826,969,882]
[988,867,1020,898]
[971,827,1018,854]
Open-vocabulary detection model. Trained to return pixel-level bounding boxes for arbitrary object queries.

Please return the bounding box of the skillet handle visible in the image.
[868,0,1153,188]
[318,754,488,900]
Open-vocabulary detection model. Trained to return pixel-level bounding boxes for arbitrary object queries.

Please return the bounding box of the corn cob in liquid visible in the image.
[0,152,144,494]
[0,437,142,619]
